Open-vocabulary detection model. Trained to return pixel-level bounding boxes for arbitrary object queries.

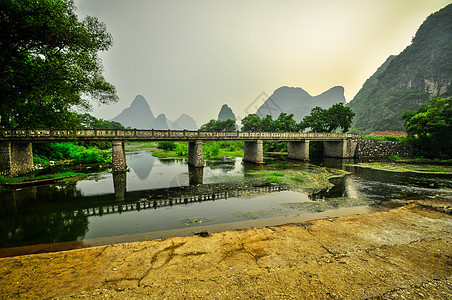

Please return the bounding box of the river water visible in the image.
[1,149,451,255]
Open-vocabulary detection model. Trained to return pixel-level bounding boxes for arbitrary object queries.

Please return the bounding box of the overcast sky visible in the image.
[74,0,450,125]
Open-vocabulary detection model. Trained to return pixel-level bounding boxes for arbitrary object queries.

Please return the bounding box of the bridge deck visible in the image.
[0,129,359,142]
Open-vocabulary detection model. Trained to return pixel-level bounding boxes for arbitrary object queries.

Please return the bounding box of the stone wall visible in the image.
[0,142,12,176]
[355,139,413,158]
[0,142,33,176]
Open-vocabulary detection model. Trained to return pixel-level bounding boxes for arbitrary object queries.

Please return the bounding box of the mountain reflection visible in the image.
[126,151,155,180]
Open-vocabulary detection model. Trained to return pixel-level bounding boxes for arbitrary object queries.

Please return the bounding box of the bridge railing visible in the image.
[0,129,361,140]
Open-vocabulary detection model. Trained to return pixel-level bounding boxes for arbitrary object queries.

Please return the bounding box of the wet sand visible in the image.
[0,201,451,299]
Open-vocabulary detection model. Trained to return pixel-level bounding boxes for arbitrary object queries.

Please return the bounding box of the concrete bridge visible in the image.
[0,129,360,176]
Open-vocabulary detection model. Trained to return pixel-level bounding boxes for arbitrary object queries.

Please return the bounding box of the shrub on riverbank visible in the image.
[33,143,111,166]
[153,141,244,159]
[157,142,177,151]
[362,135,413,142]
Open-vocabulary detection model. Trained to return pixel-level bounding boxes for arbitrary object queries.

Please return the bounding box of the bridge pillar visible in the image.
[323,139,357,158]
[288,140,309,160]
[244,140,264,164]
[112,141,127,172]
[0,142,33,176]
[188,140,204,167]
[188,165,204,185]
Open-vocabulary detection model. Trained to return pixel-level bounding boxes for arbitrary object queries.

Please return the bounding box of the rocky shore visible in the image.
[0,200,451,299]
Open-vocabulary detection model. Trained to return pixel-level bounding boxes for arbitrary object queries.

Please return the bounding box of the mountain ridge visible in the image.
[111,95,198,130]
[255,86,346,121]
[348,4,452,131]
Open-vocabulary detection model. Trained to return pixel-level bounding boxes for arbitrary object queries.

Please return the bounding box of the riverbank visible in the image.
[351,158,452,174]
[0,199,450,299]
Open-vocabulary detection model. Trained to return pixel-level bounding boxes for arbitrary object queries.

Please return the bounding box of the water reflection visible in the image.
[0,185,89,248]
[127,151,155,180]
[113,172,127,201]
[188,166,203,185]
[1,151,450,251]
[206,159,235,173]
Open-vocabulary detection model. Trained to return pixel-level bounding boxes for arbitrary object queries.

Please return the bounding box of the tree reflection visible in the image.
[205,159,235,173]
[0,210,88,248]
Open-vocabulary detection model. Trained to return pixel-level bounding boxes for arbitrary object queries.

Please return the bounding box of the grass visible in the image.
[291,177,304,183]
[388,154,401,160]
[152,141,244,159]
[0,172,87,185]
[152,150,178,158]
[33,142,111,167]
[137,143,158,149]
[362,135,412,142]
[419,168,447,173]
[369,162,386,167]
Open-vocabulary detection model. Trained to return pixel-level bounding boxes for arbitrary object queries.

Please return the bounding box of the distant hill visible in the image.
[217,104,236,122]
[111,95,198,130]
[111,95,154,129]
[348,4,452,132]
[255,86,346,121]
[170,114,198,130]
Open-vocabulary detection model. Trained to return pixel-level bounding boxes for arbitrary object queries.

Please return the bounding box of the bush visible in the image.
[157,142,177,151]
[33,142,111,165]
[73,149,110,164]
[362,135,413,143]
[176,143,188,156]
[204,142,220,157]
[263,141,287,152]
[218,141,243,152]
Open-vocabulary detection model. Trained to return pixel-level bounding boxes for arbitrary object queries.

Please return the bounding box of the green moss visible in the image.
[0,172,87,185]
[291,177,304,183]
[265,176,281,183]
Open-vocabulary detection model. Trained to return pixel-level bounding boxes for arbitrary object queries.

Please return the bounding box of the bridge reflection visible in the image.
[82,184,287,217]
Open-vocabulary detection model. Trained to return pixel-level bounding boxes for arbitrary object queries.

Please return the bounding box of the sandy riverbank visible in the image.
[0,200,451,299]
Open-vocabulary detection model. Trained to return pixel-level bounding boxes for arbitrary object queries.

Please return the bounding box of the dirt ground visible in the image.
[0,201,451,299]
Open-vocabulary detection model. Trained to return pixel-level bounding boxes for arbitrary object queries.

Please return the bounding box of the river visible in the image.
[1,149,451,255]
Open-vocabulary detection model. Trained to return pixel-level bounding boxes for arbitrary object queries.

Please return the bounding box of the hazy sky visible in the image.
[75,0,450,125]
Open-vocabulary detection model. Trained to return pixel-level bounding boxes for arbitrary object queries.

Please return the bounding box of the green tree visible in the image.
[300,104,355,133]
[402,97,452,157]
[76,113,125,129]
[241,114,262,132]
[260,115,275,132]
[200,119,236,131]
[218,119,236,132]
[274,113,298,132]
[0,0,117,128]
[326,103,355,132]
[300,107,330,132]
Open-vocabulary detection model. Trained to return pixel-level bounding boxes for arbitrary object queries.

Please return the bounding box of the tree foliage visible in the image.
[200,119,236,132]
[0,0,118,128]
[300,103,355,133]
[241,105,353,134]
[76,113,125,129]
[241,114,262,132]
[241,113,298,132]
[402,97,451,157]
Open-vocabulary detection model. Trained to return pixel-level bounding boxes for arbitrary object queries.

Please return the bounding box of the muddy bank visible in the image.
[0,201,451,299]
[351,161,452,174]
